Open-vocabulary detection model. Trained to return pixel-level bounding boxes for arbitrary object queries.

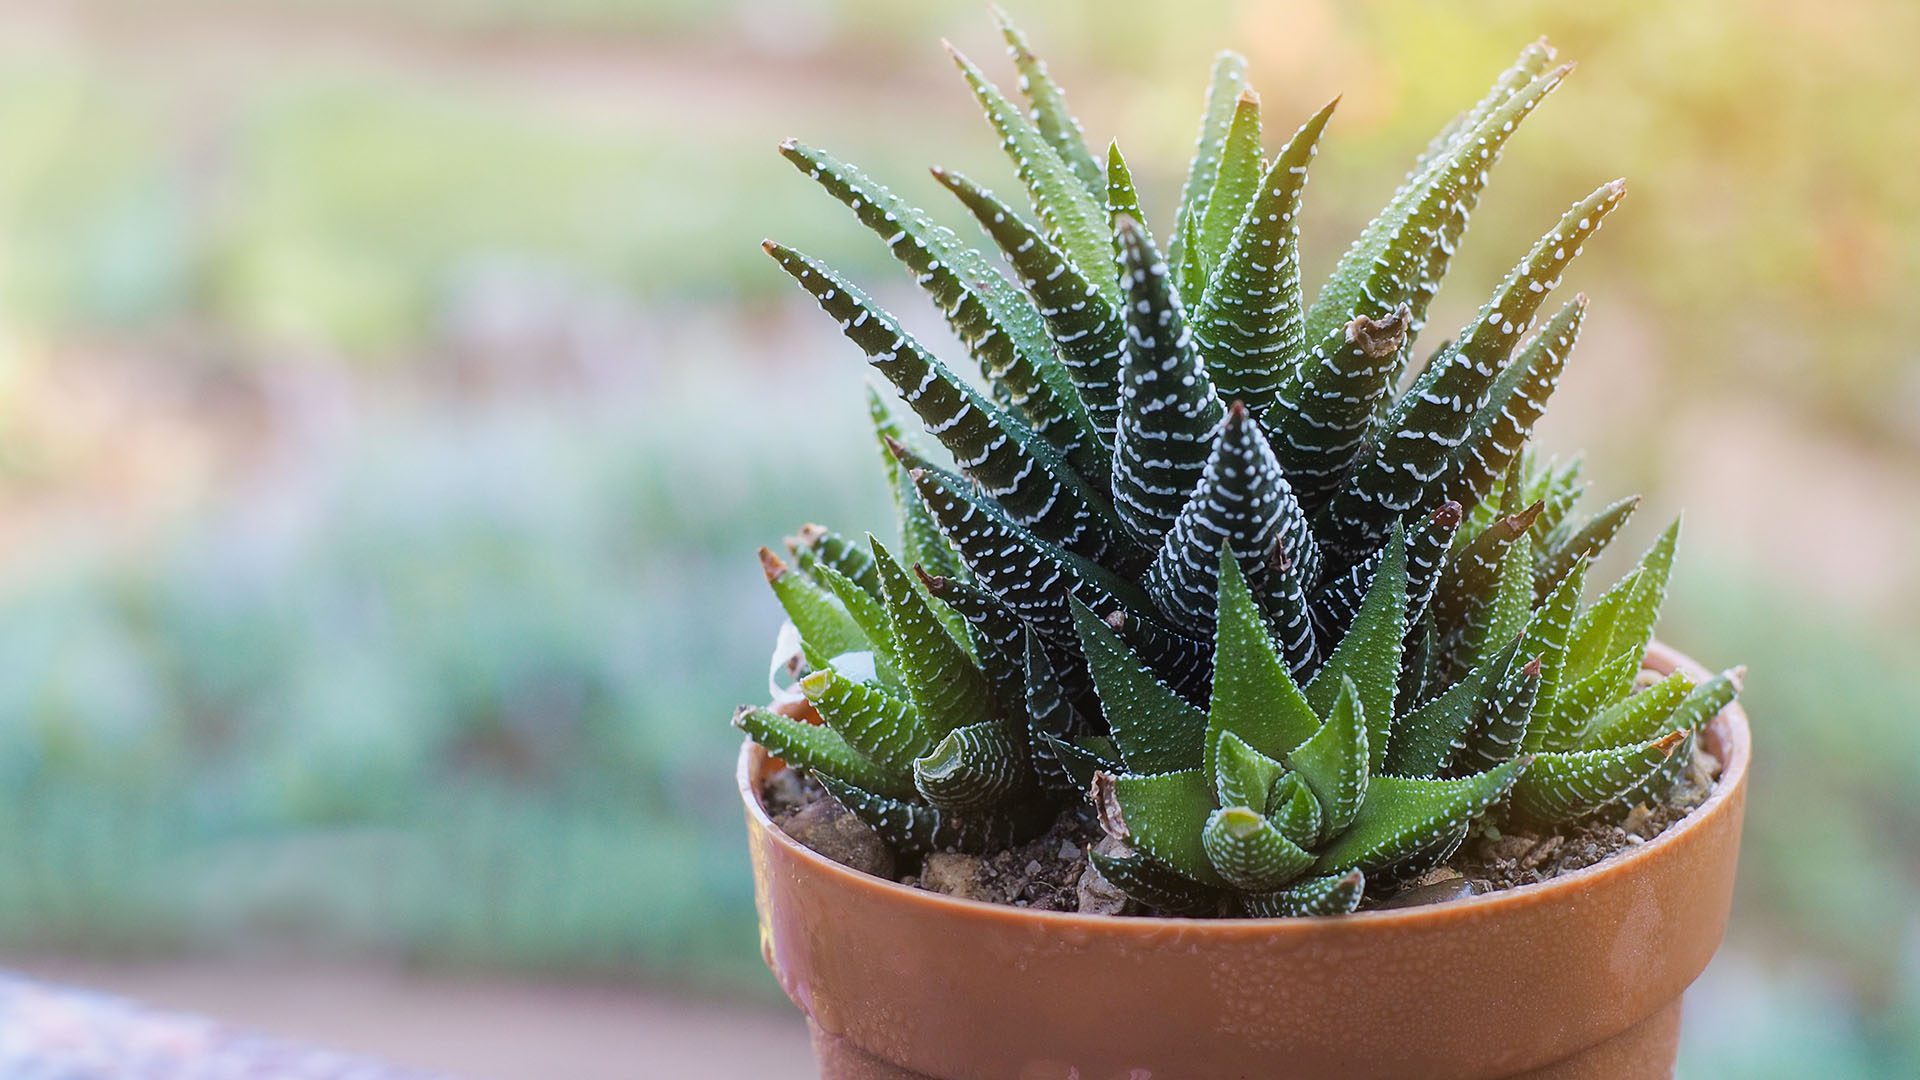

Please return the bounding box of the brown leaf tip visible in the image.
[758,546,788,582]
[1522,656,1544,678]
[914,565,949,594]
[1090,772,1130,843]
[1653,731,1687,755]
[1431,500,1464,528]
[1103,611,1127,631]
[1345,304,1410,359]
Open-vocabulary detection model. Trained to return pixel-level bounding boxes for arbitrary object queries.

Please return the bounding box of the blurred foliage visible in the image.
[0,0,1911,1070]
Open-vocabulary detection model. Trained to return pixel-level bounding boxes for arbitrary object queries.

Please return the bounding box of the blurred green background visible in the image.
[0,0,1915,1075]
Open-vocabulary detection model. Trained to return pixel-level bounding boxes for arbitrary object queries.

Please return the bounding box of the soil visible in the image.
[761,739,1723,916]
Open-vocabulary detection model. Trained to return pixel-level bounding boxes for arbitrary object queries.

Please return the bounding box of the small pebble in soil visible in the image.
[768,770,896,880]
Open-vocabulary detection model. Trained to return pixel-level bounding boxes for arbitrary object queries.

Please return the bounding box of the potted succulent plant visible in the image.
[737,11,1749,1079]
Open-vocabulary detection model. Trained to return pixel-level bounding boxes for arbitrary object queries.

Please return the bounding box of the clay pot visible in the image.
[739,642,1750,1080]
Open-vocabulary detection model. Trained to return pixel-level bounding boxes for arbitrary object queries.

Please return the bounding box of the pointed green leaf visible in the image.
[1305,527,1407,770]
[935,167,1126,448]
[1509,732,1685,827]
[1207,551,1321,775]
[993,7,1104,197]
[734,706,915,800]
[801,666,936,775]
[766,243,1118,558]
[1193,87,1264,290]
[762,546,866,667]
[1538,493,1638,601]
[815,563,899,683]
[1313,759,1528,874]
[1314,177,1625,562]
[1288,676,1370,833]
[1146,404,1318,632]
[1203,806,1315,892]
[949,44,1116,305]
[1446,298,1586,514]
[1192,98,1337,415]
[1169,51,1249,296]
[913,720,1034,813]
[1240,869,1366,917]
[778,141,1098,471]
[1519,555,1589,748]
[1099,769,1222,885]
[1110,213,1227,546]
[1213,729,1286,815]
[1580,670,1693,749]
[1453,650,1542,773]
[1074,599,1208,773]
[1266,304,1412,511]
[1537,646,1641,751]
[872,540,993,735]
[1266,772,1324,848]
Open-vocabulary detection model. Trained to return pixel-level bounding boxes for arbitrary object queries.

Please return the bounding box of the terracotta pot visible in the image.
[739,642,1750,1080]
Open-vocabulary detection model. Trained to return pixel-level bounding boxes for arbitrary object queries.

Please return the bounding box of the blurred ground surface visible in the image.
[7,958,812,1080]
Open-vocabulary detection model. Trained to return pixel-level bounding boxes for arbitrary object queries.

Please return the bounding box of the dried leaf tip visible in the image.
[1344,304,1411,358]
[1432,500,1464,528]
[796,523,828,545]
[882,434,912,462]
[1521,656,1544,677]
[1727,665,1749,692]
[777,136,799,152]
[758,546,789,582]
[1652,730,1687,756]
[1236,87,1261,107]
[759,239,780,256]
[1091,771,1130,841]
[1502,500,1546,536]
[912,565,949,593]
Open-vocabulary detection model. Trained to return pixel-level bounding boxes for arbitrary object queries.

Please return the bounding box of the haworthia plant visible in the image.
[739,13,1742,915]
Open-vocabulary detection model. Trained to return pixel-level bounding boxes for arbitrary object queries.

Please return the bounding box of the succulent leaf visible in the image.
[1073,600,1208,773]
[872,540,993,734]
[1509,731,1684,828]
[1580,670,1692,748]
[1265,305,1411,510]
[1191,99,1336,414]
[734,706,916,800]
[767,244,1118,558]
[914,720,1033,813]
[934,167,1127,447]
[1312,758,1528,875]
[1169,51,1250,296]
[1445,298,1586,512]
[1267,773,1325,847]
[1110,214,1227,546]
[1098,769,1223,885]
[1305,60,1571,361]
[1202,806,1316,892]
[992,8,1104,198]
[1193,88,1265,290]
[1145,403,1318,632]
[1452,648,1542,774]
[1537,494,1638,600]
[1206,552,1322,775]
[1304,527,1407,770]
[1314,179,1625,561]
[761,546,867,668]
[1213,728,1287,815]
[949,43,1117,306]
[1240,869,1366,917]
[1286,677,1369,833]
[778,141,1098,471]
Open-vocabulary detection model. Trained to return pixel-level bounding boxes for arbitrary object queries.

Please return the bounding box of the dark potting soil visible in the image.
[762,740,1722,916]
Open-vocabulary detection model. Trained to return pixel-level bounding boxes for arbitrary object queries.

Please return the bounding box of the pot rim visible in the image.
[738,639,1749,933]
